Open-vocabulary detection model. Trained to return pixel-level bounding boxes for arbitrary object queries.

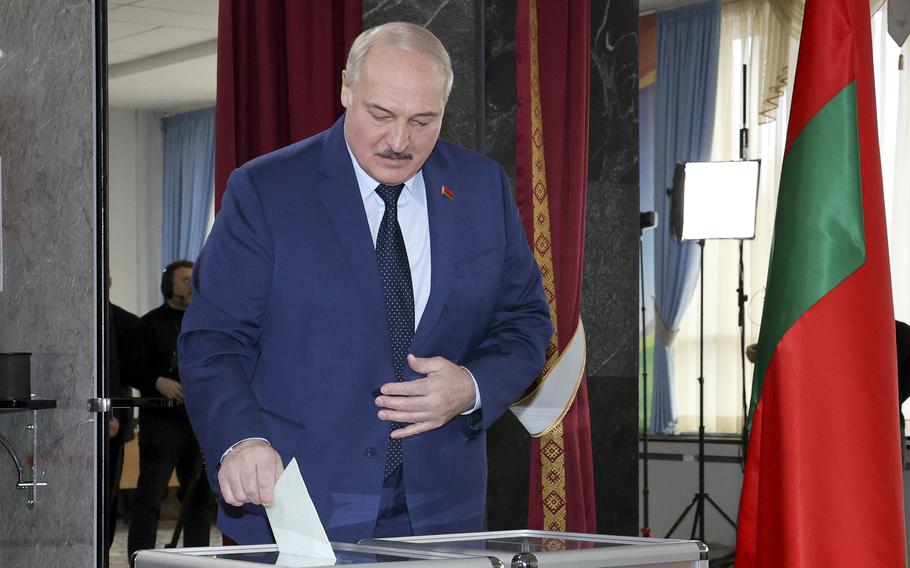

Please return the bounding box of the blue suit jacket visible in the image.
[179,116,552,544]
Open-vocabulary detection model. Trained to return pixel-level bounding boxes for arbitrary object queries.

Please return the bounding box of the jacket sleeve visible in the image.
[460,167,554,431]
[178,167,274,473]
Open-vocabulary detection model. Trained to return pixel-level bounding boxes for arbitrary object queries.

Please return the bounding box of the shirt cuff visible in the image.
[220,437,271,463]
[460,366,482,415]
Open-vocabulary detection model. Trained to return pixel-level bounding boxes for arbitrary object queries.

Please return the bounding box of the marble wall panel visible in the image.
[589,0,640,187]
[583,175,639,384]
[0,1,97,566]
[484,0,516,177]
[363,0,479,151]
[589,376,639,535]
[583,0,640,536]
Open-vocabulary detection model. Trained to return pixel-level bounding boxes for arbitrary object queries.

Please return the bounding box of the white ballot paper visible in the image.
[265,458,336,565]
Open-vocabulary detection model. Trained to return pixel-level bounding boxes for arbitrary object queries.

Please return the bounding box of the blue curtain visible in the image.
[640,83,657,430]
[162,107,215,266]
[650,0,720,433]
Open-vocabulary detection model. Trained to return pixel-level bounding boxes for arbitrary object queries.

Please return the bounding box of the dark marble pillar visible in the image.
[584,0,640,536]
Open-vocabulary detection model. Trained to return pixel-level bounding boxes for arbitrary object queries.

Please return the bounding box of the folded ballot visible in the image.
[265,458,336,566]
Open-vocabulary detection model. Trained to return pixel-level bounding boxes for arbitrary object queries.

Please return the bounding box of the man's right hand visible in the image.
[218,440,284,508]
[155,377,184,402]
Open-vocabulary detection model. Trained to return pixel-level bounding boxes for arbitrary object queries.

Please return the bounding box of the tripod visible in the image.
[665,239,738,542]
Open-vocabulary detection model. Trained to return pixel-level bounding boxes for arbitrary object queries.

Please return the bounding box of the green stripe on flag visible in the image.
[747,82,865,427]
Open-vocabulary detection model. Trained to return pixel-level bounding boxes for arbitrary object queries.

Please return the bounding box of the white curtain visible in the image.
[672,1,796,433]
[873,4,910,323]
[871,3,910,425]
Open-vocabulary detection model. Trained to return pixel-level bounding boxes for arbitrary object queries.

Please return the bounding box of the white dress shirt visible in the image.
[348,148,431,328]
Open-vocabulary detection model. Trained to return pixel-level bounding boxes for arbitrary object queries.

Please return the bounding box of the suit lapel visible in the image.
[316,118,394,364]
[411,147,456,354]
[315,119,457,363]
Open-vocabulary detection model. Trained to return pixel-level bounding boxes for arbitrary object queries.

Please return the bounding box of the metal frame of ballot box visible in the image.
[133,542,504,568]
[362,530,709,568]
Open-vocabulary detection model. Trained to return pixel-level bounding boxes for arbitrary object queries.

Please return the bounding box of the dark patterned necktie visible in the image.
[375,183,414,478]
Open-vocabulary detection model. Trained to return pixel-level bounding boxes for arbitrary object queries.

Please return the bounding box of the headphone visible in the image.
[161,260,194,299]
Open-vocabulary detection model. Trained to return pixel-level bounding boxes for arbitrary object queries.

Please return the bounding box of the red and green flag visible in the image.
[735,0,906,566]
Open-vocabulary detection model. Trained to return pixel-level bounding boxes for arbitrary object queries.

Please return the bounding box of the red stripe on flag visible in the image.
[737,266,904,565]
[784,1,856,153]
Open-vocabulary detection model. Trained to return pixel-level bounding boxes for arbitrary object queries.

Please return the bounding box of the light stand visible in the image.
[665,239,738,542]
[639,211,658,538]
[738,63,751,461]
[665,160,760,543]
[738,239,749,459]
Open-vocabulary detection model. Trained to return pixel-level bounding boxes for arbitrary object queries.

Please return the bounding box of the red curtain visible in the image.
[516,0,596,533]
[215,0,362,210]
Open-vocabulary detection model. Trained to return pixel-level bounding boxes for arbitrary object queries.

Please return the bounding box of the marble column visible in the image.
[584,0,641,537]
[0,1,98,567]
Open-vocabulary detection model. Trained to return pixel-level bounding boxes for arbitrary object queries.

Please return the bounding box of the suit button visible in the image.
[365,447,377,458]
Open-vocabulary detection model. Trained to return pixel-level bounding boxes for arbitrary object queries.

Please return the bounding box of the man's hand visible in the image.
[375,354,476,439]
[218,440,284,508]
[155,377,184,402]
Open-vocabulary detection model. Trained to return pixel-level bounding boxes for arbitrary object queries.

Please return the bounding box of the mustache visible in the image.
[377,149,413,161]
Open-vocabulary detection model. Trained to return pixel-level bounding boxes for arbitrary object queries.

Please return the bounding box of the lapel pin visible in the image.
[441,186,455,200]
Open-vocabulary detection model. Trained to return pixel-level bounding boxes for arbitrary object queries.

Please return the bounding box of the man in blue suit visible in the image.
[179,22,551,545]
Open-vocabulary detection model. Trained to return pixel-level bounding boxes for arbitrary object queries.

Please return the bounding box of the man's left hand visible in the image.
[375,354,476,438]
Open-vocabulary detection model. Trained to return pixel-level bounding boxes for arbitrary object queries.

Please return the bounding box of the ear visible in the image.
[340,70,353,109]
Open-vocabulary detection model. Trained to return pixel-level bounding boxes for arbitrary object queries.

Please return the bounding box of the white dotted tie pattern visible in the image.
[375,183,414,478]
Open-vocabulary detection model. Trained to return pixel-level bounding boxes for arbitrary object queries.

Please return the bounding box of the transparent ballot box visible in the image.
[362,530,709,568]
[133,541,501,568]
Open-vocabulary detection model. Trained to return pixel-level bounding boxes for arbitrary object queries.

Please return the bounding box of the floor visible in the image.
[108,489,222,568]
[109,519,223,568]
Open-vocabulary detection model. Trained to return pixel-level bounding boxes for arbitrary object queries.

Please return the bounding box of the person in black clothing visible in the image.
[127,260,211,558]
[896,321,910,463]
[105,276,139,565]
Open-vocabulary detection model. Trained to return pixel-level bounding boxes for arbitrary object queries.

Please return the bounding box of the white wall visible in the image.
[640,439,742,553]
[108,107,163,317]
[642,439,910,556]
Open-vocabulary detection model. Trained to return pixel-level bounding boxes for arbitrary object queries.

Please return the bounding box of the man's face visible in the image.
[171,267,193,309]
[340,43,448,186]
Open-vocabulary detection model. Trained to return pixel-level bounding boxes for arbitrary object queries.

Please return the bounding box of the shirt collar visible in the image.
[345,142,426,209]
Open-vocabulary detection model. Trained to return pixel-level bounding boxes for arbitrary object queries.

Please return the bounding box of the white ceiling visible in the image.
[107,0,218,113]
